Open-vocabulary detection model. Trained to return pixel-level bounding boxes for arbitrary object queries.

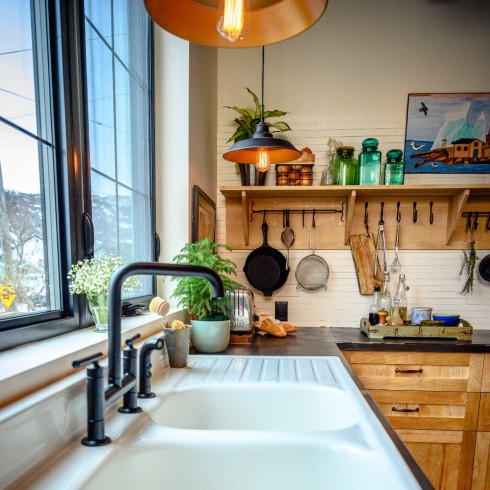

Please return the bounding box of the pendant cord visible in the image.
[260,46,265,123]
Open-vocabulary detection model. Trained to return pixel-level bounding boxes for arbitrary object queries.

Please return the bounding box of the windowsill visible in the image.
[0,310,185,408]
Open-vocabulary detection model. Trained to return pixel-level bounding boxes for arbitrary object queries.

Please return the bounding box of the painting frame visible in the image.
[404,92,490,174]
[192,185,216,243]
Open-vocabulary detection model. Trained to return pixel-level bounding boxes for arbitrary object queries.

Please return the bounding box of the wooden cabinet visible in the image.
[472,354,490,489]
[343,350,486,490]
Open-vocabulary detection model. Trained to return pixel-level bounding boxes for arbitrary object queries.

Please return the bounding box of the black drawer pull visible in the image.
[392,407,420,413]
[395,368,423,374]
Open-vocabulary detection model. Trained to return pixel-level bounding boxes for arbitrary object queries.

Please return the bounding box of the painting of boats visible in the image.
[404,93,490,174]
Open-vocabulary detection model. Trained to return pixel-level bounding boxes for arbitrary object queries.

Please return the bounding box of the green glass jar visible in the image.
[384,149,405,185]
[333,146,358,185]
[359,138,381,185]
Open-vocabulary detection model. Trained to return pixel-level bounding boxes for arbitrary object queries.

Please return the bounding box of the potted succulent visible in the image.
[171,238,242,352]
[226,87,293,186]
[68,254,140,332]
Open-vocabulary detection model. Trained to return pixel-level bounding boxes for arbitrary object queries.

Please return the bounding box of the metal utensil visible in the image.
[391,222,401,272]
[281,209,295,271]
[296,229,329,291]
[374,203,387,277]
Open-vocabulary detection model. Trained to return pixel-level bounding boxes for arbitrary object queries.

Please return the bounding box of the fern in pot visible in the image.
[171,238,242,352]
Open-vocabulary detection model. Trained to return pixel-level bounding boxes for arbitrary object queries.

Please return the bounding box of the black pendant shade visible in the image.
[222,47,301,165]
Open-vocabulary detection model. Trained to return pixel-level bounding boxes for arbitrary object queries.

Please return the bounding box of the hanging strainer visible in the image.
[295,230,329,291]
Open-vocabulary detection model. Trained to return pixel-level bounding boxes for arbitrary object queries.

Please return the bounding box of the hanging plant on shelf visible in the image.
[459,239,478,295]
[225,87,293,185]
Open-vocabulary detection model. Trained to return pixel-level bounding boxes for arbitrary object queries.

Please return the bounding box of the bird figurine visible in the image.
[419,102,429,116]
[410,141,426,151]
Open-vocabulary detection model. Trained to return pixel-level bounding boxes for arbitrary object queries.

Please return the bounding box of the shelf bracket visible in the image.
[445,189,470,244]
[241,190,249,246]
[344,190,357,245]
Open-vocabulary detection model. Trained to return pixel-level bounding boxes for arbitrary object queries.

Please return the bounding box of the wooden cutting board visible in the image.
[349,234,382,295]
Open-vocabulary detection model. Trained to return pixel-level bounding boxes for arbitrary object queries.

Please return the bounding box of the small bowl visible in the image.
[432,314,460,326]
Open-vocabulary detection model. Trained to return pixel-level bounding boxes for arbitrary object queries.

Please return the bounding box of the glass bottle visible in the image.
[359,138,382,185]
[388,305,404,326]
[384,149,405,185]
[368,286,381,325]
[332,146,359,185]
[392,274,408,322]
[379,272,392,317]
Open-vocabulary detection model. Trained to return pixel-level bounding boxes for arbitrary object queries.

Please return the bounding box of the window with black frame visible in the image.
[0,0,154,350]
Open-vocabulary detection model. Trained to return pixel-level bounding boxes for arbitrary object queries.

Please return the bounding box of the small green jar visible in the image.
[384,149,405,185]
[333,146,358,185]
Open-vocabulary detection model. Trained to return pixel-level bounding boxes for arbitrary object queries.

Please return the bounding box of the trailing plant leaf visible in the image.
[225,87,293,146]
[171,238,243,321]
[459,240,478,295]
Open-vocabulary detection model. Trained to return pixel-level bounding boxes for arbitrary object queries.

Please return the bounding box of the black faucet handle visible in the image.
[125,333,141,349]
[72,352,104,369]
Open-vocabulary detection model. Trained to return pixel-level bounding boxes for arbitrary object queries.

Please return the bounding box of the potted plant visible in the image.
[226,87,293,186]
[68,254,140,332]
[171,238,242,352]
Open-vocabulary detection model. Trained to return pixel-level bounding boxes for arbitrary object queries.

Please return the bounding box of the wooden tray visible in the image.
[360,317,473,340]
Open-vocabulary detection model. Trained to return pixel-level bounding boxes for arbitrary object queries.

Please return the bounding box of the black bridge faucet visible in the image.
[74,262,224,446]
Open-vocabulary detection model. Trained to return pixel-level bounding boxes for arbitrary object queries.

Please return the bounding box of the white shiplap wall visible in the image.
[216,114,490,330]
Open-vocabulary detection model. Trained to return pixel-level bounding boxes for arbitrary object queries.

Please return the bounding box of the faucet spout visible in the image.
[108,262,224,387]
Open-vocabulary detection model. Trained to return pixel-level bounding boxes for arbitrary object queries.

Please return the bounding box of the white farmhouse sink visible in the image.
[6,356,423,490]
[151,384,359,431]
[81,432,413,490]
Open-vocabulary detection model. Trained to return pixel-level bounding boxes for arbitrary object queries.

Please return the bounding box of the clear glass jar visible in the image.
[384,149,405,185]
[359,138,381,185]
[392,274,408,322]
[368,286,381,325]
[333,146,359,185]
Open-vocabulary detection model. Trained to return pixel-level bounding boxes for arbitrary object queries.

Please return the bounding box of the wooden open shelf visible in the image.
[220,184,490,250]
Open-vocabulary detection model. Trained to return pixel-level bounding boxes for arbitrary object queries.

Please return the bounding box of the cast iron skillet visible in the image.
[244,221,289,296]
[479,254,490,282]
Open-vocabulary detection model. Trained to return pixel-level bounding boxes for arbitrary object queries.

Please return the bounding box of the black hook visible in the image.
[413,202,418,223]
[379,202,384,225]
[302,209,305,227]
[473,211,479,231]
[429,201,434,225]
[466,212,472,232]
[396,201,401,223]
[312,209,316,228]
[486,215,490,231]
[263,210,267,223]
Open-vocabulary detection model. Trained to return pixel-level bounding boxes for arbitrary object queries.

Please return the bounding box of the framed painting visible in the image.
[404,93,490,174]
[192,185,216,243]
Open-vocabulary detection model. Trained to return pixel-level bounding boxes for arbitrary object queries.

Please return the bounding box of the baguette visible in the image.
[281,322,297,333]
[259,318,287,337]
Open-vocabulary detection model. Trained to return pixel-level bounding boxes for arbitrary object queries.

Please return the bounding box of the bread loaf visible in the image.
[281,322,297,333]
[259,318,287,337]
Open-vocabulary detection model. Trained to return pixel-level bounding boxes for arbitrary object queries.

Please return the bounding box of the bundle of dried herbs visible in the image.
[459,240,477,295]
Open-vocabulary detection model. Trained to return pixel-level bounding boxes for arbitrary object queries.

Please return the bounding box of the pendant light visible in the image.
[222,47,301,172]
[144,0,328,48]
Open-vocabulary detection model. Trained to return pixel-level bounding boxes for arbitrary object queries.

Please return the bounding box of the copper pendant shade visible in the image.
[144,0,328,48]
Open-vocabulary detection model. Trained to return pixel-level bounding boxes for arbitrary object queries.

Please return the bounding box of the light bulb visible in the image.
[216,0,247,42]
[256,147,270,172]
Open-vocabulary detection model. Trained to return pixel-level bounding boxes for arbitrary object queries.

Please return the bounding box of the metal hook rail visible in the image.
[250,201,344,224]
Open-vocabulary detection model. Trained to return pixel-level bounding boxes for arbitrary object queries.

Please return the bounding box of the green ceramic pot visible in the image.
[190,319,230,353]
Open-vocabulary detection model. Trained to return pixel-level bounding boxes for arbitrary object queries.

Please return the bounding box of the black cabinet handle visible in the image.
[392,407,420,413]
[395,368,423,374]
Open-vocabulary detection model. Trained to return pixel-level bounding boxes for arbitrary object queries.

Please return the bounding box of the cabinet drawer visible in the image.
[343,351,483,392]
[370,389,479,431]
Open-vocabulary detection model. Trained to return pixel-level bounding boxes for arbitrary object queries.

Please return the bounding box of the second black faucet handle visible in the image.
[72,352,104,369]
[125,333,142,349]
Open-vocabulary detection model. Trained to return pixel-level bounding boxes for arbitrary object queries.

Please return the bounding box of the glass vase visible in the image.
[87,293,109,332]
